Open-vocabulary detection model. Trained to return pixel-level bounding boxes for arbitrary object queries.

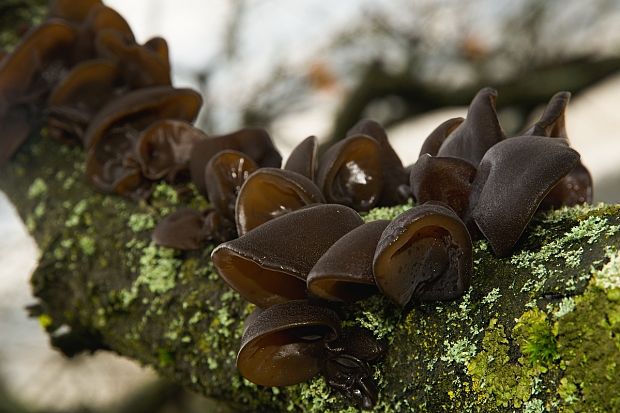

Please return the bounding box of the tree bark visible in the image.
[1,133,619,413]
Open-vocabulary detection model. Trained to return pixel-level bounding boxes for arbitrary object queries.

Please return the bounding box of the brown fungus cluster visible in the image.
[3,3,594,409]
[0,0,202,199]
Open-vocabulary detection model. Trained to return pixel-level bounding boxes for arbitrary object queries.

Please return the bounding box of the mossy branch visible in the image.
[1,135,619,412]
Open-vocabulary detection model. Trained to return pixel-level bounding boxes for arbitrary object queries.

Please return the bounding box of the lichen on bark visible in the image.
[1,131,619,412]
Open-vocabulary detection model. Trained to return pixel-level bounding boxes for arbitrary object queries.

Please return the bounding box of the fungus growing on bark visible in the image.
[470,136,580,257]
[522,91,593,209]
[418,117,464,157]
[211,204,363,308]
[316,135,383,212]
[283,135,319,181]
[373,202,473,306]
[307,220,388,303]
[235,167,325,236]
[189,128,282,195]
[409,154,477,219]
[237,300,340,387]
[347,119,409,205]
[437,87,506,165]
[204,150,258,221]
[152,208,208,250]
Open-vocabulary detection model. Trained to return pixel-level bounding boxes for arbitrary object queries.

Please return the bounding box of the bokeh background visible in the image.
[1,0,620,411]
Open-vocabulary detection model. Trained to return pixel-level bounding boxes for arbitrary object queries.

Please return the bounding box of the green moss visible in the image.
[78,235,96,256]
[467,319,540,409]
[513,309,558,368]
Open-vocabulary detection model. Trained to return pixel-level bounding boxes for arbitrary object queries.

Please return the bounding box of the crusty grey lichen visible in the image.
[1,135,619,412]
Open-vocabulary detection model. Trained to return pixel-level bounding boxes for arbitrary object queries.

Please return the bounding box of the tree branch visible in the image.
[1,134,619,412]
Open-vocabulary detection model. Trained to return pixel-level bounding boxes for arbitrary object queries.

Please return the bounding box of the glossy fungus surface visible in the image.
[307,220,388,302]
[373,203,472,306]
[317,135,383,212]
[235,167,325,236]
[211,204,363,308]
[347,119,409,206]
[189,128,282,195]
[237,300,340,386]
[204,150,258,221]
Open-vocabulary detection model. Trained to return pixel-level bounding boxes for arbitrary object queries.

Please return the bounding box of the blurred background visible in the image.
[1,0,620,411]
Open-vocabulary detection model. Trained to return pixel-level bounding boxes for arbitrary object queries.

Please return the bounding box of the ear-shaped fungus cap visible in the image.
[0,21,76,164]
[522,91,593,209]
[419,117,464,157]
[204,150,258,220]
[284,135,319,181]
[136,119,206,181]
[307,220,388,302]
[0,21,76,113]
[437,87,506,166]
[83,86,202,149]
[47,59,119,142]
[316,135,383,212]
[212,204,363,308]
[471,136,580,257]
[237,300,340,386]
[95,29,171,88]
[235,167,325,236]
[409,154,477,219]
[347,119,409,205]
[373,203,472,306]
[189,128,282,194]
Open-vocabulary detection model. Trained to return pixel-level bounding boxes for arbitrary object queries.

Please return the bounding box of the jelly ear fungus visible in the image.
[470,136,580,257]
[373,202,473,306]
[211,204,363,308]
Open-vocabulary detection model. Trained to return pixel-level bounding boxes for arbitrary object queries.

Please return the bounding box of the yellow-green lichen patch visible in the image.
[467,319,542,409]
[555,286,620,412]
[27,178,48,199]
[128,213,156,232]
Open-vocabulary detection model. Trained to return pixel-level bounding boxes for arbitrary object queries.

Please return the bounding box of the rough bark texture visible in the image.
[1,132,619,413]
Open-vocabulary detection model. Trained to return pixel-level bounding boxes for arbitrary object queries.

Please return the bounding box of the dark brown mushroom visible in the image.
[211,204,363,308]
[409,154,477,219]
[204,150,258,221]
[347,119,409,206]
[307,220,389,303]
[470,136,581,257]
[95,29,171,89]
[135,119,206,182]
[437,87,506,166]
[235,167,325,236]
[237,300,340,386]
[522,91,593,209]
[0,21,77,164]
[284,135,318,181]
[84,86,201,196]
[316,135,383,212]
[189,128,282,195]
[418,117,464,157]
[47,59,119,142]
[373,203,472,306]
[152,208,208,250]
[83,85,201,149]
